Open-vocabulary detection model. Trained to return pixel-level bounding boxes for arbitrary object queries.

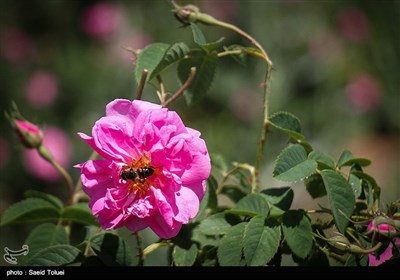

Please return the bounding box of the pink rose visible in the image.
[76,99,211,239]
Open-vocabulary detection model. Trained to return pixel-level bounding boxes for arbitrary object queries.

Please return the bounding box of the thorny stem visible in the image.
[172,1,274,191]
[136,69,149,100]
[134,231,144,266]
[162,67,196,107]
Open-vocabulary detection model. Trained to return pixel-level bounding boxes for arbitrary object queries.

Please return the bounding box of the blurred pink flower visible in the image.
[337,7,370,43]
[346,73,381,113]
[76,99,211,239]
[25,70,59,108]
[369,238,400,266]
[24,126,72,182]
[0,27,34,64]
[81,2,122,39]
[0,137,10,169]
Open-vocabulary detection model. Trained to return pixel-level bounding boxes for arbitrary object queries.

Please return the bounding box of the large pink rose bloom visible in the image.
[76,99,211,239]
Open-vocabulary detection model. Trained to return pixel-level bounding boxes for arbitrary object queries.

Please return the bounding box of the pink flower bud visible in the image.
[23,126,71,182]
[14,120,43,149]
[367,220,397,242]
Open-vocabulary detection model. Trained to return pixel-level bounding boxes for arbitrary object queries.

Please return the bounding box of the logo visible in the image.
[3,245,29,265]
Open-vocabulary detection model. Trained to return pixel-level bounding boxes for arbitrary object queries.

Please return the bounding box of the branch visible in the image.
[162,67,196,107]
[136,69,148,100]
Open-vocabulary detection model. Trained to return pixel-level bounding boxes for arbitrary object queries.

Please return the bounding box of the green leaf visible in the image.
[173,243,198,266]
[305,174,327,199]
[134,43,169,84]
[0,198,60,226]
[268,112,304,140]
[243,216,280,266]
[337,150,354,167]
[60,203,99,226]
[91,233,134,266]
[337,150,371,168]
[210,153,228,174]
[217,222,246,266]
[24,190,64,209]
[194,176,218,222]
[25,223,68,264]
[345,254,368,267]
[26,245,83,266]
[190,23,225,52]
[273,144,317,182]
[349,174,362,198]
[321,170,355,233]
[149,42,190,81]
[199,213,236,235]
[351,171,379,190]
[178,50,218,104]
[190,23,206,45]
[282,210,313,259]
[308,151,335,170]
[260,187,294,210]
[221,186,247,203]
[226,193,269,217]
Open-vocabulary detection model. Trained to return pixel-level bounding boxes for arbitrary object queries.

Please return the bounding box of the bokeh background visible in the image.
[1,0,399,265]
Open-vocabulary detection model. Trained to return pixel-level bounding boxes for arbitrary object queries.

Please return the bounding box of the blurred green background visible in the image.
[1,0,399,265]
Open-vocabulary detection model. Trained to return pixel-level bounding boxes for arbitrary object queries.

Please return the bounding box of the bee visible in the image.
[121,166,155,183]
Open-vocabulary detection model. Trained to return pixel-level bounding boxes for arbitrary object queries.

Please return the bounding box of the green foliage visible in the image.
[321,170,355,233]
[24,223,69,264]
[190,23,224,52]
[226,193,270,217]
[199,213,234,235]
[282,210,313,259]
[24,190,64,209]
[178,50,218,104]
[268,111,304,140]
[260,186,294,211]
[173,243,198,266]
[134,43,169,83]
[60,203,99,226]
[305,174,327,198]
[273,144,317,182]
[90,233,134,266]
[243,216,280,266]
[0,198,60,226]
[217,223,246,266]
[26,245,83,266]
[148,42,190,81]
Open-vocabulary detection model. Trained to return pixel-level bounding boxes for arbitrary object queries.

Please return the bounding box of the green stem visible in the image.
[143,241,170,257]
[38,145,74,205]
[173,4,274,190]
[134,231,144,266]
[217,49,243,58]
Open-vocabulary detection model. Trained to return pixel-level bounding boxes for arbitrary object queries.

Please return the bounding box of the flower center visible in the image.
[120,154,157,195]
